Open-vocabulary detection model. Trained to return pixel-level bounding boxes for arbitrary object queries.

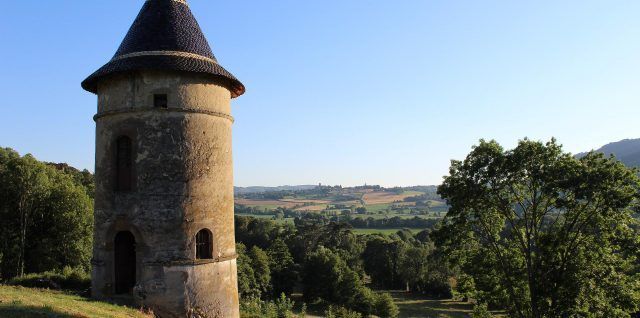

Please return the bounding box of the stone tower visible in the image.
[81,0,244,317]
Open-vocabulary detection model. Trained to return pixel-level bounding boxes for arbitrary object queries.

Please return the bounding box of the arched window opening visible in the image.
[116,136,133,191]
[195,229,213,260]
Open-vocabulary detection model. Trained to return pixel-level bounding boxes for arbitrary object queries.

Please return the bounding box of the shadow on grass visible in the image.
[0,303,85,318]
[390,291,474,318]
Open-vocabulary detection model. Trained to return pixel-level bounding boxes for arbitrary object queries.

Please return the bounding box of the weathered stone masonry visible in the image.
[82,1,245,317]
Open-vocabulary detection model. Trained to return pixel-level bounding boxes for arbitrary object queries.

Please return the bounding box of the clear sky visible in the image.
[1,1,639,187]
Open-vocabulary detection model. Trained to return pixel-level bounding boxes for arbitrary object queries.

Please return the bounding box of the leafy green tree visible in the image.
[435,139,640,317]
[249,246,271,298]
[361,235,407,289]
[303,247,379,315]
[398,245,430,291]
[237,243,272,299]
[0,148,93,279]
[236,243,257,299]
[267,238,298,297]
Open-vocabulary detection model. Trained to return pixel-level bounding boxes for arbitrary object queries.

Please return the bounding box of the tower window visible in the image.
[116,136,133,191]
[195,229,213,260]
[154,94,168,108]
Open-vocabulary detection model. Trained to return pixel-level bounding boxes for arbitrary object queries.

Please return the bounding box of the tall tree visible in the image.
[435,139,640,317]
[267,238,298,297]
[0,148,93,279]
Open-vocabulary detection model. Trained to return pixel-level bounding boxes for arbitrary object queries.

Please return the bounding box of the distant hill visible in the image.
[234,185,318,194]
[577,138,640,168]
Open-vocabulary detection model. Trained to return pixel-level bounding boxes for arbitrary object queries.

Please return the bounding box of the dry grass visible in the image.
[0,285,152,318]
[362,191,422,205]
[294,205,328,212]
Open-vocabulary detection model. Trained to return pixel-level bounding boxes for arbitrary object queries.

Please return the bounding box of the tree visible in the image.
[0,148,93,279]
[237,243,272,299]
[303,247,382,316]
[435,139,640,317]
[361,236,407,289]
[249,246,271,298]
[267,238,298,297]
[237,243,258,298]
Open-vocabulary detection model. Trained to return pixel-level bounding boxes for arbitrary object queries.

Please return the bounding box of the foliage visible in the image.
[361,235,407,289]
[7,266,90,291]
[239,294,299,318]
[0,147,93,280]
[267,238,298,297]
[237,243,271,300]
[435,138,640,317]
[249,246,271,297]
[374,292,400,318]
[324,305,363,318]
[274,293,295,318]
[301,247,398,316]
[471,303,493,318]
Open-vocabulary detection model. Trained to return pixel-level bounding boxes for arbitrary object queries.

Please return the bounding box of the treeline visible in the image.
[236,205,440,230]
[0,148,93,280]
[236,185,340,201]
[235,215,455,317]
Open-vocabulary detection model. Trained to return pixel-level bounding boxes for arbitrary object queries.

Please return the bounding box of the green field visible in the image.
[0,285,151,318]
[393,291,475,318]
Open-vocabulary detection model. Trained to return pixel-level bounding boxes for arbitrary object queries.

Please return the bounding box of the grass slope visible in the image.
[0,285,151,318]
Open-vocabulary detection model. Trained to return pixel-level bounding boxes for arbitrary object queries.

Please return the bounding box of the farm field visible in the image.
[362,191,424,204]
[235,186,447,215]
[0,285,151,318]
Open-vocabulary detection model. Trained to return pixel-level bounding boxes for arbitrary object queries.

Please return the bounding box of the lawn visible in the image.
[392,291,474,318]
[0,285,151,318]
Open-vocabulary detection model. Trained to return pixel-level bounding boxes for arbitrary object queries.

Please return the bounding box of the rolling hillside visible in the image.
[577,138,640,167]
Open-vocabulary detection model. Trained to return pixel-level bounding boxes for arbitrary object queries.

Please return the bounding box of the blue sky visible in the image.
[1,1,639,186]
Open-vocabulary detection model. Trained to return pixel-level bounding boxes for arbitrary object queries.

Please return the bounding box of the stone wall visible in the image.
[92,70,239,317]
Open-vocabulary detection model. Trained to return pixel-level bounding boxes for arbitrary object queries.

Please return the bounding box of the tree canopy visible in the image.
[435,139,640,317]
[0,148,93,280]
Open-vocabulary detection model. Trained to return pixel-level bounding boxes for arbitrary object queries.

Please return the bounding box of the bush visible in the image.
[240,298,277,318]
[240,295,298,318]
[274,293,295,318]
[8,266,90,291]
[325,305,363,318]
[471,303,493,318]
[373,292,399,318]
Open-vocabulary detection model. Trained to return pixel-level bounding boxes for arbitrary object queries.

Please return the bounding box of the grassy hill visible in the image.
[0,285,151,318]
[577,138,640,167]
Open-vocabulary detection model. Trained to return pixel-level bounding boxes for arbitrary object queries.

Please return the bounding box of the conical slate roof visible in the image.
[82,0,245,98]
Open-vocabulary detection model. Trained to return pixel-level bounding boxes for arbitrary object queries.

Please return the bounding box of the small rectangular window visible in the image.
[154,94,168,108]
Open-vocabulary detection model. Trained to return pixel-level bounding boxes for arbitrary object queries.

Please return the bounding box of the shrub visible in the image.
[8,266,90,291]
[325,305,363,318]
[240,295,297,318]
[274,293,295,318]
[373,292,399,318]
[471,303,493,318]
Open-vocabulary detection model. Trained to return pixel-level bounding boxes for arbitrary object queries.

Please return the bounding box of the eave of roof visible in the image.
[81,0,244,98]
